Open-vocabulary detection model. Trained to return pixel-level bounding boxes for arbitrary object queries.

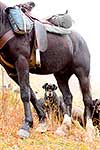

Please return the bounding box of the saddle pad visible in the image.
[44,23,71,35]
[6,6,33,34]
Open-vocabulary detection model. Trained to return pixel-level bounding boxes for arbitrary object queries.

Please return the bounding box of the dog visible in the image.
[40,83,65,123]
[39,83,100,129]
[92,99,100,130]
[40,83,86,126]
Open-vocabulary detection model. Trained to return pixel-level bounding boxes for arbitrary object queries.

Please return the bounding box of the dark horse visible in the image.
[0,2,94,139]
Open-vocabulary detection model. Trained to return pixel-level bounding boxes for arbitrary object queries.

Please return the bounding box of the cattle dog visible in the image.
[41,83,65,124]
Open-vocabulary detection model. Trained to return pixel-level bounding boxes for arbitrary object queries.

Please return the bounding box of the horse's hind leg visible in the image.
[54,72,73,136]
[75,67,95,140]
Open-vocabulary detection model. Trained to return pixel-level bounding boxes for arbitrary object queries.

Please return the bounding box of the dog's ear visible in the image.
[42,83,48,89]
[52,84,57,90]
[93,99,99,106]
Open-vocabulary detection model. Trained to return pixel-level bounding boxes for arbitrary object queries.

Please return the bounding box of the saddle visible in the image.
[47,10,73,29]
[2,6,72,68]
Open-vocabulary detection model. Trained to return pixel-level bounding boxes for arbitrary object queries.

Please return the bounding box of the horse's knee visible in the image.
[21,88,30,102]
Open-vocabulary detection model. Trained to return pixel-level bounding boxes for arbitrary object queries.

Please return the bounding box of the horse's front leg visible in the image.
[15,55,33,138]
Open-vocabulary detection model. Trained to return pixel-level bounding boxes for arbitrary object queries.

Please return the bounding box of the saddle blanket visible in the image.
[44,23,71,35]
[5,6,33,34]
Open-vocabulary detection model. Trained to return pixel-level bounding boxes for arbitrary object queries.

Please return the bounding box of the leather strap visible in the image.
[0,30,15,49]
[0,55,14,68]
[34,20,47,52]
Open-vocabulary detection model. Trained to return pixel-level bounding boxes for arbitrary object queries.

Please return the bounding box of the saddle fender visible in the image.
[34,20,47,52]
[34,20,48,66]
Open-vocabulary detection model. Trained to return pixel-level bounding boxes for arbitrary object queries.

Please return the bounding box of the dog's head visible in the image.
[42,83,57,99]
[93,99,100,114]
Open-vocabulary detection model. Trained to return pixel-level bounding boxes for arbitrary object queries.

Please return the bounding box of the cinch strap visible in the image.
[0,30,15,49]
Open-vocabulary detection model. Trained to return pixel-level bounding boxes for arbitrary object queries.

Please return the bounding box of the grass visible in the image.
[0,67,100,150]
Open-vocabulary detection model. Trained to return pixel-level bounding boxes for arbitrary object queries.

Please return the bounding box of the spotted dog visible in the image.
[42,83,65,123]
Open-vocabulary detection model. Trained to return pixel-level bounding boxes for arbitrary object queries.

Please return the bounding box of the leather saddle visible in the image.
[4,6,48,67]
[1,4,71,68]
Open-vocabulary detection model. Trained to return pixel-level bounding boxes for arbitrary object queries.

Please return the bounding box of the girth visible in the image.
[0,30,15,49]
[0,55,14,68]
[0,29,15,68]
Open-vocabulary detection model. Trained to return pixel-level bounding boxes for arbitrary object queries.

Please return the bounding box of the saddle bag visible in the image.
[48,11,73,29]
[5,6,33,34]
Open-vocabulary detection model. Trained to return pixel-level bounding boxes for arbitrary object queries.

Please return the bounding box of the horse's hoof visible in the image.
[84,119,95,142]
[62,114,71,129]
[17,129,30,138]
[55,128,66,136]
[36,122,49,133]
[84,129,94,142]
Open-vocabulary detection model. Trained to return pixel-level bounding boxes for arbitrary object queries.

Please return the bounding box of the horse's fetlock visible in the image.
[25,120,33,128]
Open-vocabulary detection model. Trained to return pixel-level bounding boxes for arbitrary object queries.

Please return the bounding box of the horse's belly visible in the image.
[29,54,72,75]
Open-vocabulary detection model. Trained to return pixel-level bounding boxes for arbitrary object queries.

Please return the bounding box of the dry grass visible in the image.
[0,66,100,150]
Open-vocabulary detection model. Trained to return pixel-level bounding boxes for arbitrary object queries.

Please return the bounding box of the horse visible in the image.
[0,1,95,139]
